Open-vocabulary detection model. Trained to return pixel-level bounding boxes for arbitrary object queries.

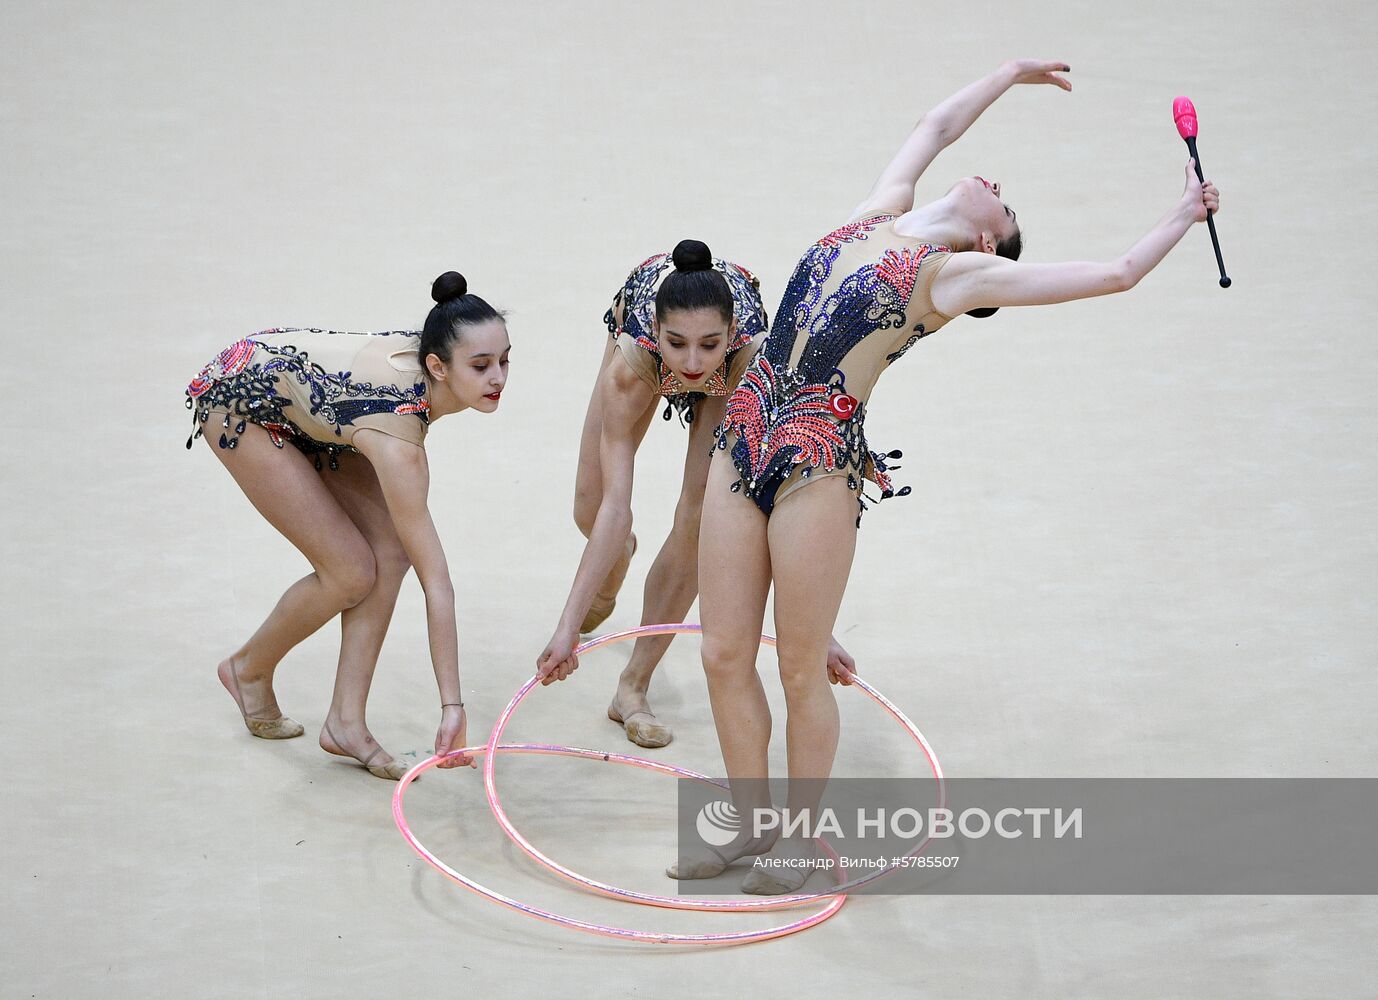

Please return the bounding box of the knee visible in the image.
[775,646,828,698]
[702,634,754,685]
[373,545,411,585]
[573,491,598,536]
[324,550,377,608]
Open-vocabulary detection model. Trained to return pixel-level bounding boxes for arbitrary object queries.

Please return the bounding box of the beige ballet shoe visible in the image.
[580,596,616,636]
[667,833,779,880]
[579,534,638,635]
[219,658,304,740]
[666,845,732,880]
[740,856,821,895]
[607,704,673,748]
[320,721,409,781]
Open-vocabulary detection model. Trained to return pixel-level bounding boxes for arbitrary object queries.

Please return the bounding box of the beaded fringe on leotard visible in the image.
[604,253,769,426]
[707,216,954,524]
[711,355,910,526]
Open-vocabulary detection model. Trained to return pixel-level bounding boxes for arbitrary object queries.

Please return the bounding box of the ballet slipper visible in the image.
[667,832,779,880]
[740,867,811,895]
[666,845,732,880]
[579,534,638,634]
[353,745,410,781]
[580,596,616,635]
[219,658,303,739]
[321,720,409,781]
[607,704,673,749]
[740,863,817,896]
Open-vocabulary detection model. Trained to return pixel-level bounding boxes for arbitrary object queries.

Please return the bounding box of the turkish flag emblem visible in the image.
[828,392,859,420]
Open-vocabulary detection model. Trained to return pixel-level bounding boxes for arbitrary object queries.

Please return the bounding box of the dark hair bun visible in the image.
[671,239,713,273]
[431,271,468,304]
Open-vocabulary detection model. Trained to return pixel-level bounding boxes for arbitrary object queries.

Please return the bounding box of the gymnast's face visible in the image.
[652,308,736,387]
[950,176,1019,253]
[435,318,510,413]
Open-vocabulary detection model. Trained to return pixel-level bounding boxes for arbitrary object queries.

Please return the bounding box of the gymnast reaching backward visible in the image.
[681,58,1220,893]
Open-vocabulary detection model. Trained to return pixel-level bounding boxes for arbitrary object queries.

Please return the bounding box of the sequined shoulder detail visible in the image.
[712,218,952,521]
[603,253,770,424]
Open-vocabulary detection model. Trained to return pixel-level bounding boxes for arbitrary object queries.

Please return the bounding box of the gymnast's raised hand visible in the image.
[1004,58,1073,90]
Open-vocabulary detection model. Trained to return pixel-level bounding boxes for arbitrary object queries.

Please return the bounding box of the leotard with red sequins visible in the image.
[712,214,954,521]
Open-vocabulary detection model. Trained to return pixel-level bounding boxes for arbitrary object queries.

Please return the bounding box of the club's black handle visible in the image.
[1184,136,1231,288]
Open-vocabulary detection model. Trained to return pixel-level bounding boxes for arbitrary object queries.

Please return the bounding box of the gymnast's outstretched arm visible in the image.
[930,161,1222,315]
[850,59,1071,221]
[538,353,657,683]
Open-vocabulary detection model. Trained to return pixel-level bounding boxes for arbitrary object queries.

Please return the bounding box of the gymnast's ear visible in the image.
[420,268,505,367]
[424,350,450,380]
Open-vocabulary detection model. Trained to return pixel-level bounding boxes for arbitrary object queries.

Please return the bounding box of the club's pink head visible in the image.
[1173,96,1199,139]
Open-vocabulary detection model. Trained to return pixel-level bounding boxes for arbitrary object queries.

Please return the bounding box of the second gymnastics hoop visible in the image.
[484,623,948,910]
[392,623,946,945]
[394,742,847,945]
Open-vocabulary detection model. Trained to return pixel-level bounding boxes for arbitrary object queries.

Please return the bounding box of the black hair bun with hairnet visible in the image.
[670,239,713,272]
[431,271,468,304]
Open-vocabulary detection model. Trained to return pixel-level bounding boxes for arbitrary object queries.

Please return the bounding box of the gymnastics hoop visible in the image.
[484,623,947,910]
[392,623,946,944]
[393,741,847,945]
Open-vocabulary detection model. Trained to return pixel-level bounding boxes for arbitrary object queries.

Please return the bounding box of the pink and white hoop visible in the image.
[392,623,945,945]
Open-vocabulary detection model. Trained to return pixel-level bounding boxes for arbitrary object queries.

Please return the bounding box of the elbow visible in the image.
[1109,261,1139,293]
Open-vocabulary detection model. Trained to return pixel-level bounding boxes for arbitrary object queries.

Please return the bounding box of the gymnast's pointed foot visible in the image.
[218,656,303,739]
[666,831,778,880]
[319,718,408,781]
[580,596,617,637]
[607,686,673,749]
[740,838,823,895]
[580,532,637,634]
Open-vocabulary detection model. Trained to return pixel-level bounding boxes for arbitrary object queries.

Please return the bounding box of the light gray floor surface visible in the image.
[3,2,1375,997]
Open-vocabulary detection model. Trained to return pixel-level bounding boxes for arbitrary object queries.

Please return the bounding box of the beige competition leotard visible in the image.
[185,328,430,468]
[713,214,954,521]
[604,253,769,423]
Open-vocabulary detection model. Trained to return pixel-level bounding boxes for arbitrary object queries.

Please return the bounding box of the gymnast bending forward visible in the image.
[536,240,858,747]
[681,59,1220,891]
[185,272,506,779]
